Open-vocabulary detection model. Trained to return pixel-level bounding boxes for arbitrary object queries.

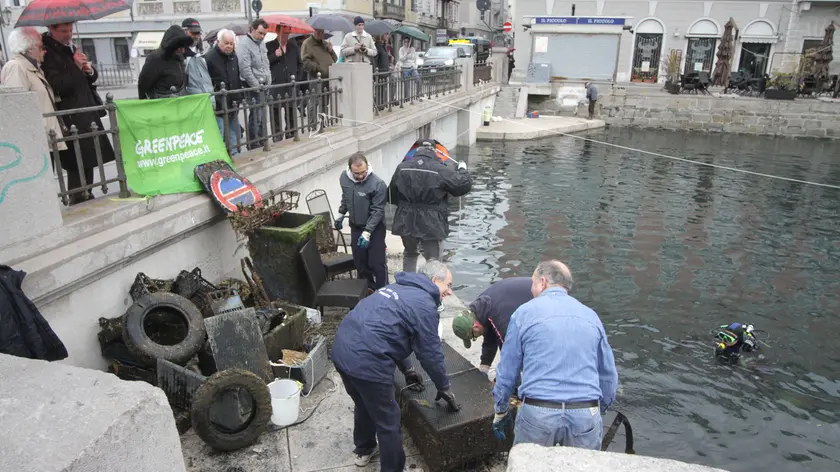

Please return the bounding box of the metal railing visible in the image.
[45,94,131,205]
[474,60,492,85]
[374,66,462,115]
[94,63,134,87]
[211,73,343,154]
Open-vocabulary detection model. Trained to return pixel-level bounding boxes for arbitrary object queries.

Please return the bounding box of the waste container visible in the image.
[246,212,329,306]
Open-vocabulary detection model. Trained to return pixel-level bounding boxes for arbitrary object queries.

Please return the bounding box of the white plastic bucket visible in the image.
[268,379,301,426]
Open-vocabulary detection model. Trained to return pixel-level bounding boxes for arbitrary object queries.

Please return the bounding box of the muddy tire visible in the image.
[190,369,272,452]
[122,292,206,366]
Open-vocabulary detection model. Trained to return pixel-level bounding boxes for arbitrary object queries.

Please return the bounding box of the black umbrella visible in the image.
[307,14,354,33]
[204,23,249,43]
[365,19,398,37]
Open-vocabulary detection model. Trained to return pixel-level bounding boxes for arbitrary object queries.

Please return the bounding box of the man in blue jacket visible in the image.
[491,260,618,449]
[332,260,460,472]
[451,277,533,377]
[335,152,389,290]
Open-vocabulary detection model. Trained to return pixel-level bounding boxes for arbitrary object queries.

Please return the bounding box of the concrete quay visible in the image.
[476,116,605,141]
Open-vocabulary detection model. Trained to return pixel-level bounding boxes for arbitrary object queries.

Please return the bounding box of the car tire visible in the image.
[122,292,206,366]
[190,369,272,452]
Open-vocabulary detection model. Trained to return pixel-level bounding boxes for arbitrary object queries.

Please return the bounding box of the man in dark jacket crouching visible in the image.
[331,260,461,472]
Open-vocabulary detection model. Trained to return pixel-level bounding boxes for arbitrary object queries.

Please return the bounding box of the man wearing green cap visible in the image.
[452,277,533,377]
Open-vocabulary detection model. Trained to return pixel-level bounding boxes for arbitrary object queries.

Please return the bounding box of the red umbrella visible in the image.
[15,0,131,26]
[261,14,315,35]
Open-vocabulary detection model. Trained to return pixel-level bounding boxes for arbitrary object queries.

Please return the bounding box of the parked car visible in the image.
[419,46,467,71]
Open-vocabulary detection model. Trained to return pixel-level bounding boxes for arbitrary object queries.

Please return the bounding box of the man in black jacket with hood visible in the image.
[266,26,302,139]
[389,140,472,273]
[137,25,194,99]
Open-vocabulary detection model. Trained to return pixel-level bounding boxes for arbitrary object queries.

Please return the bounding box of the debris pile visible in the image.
[97,261,327,452]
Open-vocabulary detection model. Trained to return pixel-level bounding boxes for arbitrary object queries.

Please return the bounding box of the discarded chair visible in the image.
[305,189,356,279]
[298,239,368,313]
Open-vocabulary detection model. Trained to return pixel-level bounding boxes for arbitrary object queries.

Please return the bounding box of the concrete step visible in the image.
[493,86,522,119]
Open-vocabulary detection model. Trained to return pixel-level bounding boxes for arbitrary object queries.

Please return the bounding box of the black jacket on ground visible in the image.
[40,33,115,173]
[205,45,244,113]
[137,25,193,99]
[0,265,67,361]
[469,277,533,366]
[266,39,302,85]
[389,147,472,240]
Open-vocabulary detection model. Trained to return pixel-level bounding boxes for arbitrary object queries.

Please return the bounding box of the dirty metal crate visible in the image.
[393,342,510,472]
[263,303,308,362]
[174,268,218,317]
[157,359,207,411]
[273,335,328,395]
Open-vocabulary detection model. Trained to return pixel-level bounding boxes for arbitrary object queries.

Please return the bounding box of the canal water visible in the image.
[447,128,840,471]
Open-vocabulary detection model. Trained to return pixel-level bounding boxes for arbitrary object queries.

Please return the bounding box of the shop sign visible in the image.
[534,17,626,26]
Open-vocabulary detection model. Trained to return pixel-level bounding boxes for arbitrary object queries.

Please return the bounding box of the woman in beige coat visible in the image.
[0,27,66,151]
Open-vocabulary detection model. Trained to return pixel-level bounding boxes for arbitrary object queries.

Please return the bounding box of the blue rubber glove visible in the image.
[492,411,513,441]
[357,231,371,249]
[334,215,344,230]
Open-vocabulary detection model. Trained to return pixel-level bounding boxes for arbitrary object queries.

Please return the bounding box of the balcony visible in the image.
[375,1,406,21]
[437,17,458,32]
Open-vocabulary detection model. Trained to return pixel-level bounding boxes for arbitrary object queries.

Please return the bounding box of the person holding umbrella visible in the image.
[266,25,302,140]
[40,22,115,205]
[301,28,337,79]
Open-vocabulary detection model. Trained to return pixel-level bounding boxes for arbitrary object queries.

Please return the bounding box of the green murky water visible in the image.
[447,128,840,471]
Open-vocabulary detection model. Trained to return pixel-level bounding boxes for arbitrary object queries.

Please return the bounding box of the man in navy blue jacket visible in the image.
[451,277,533,376]
[332,260,460,472]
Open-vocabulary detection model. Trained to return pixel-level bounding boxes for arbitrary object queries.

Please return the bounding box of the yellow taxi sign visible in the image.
[449,39,470,44]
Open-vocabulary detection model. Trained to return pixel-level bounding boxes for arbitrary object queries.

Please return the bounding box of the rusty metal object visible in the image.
[228,190,301,236]
[241,257,271,309]
[601,411,635,454]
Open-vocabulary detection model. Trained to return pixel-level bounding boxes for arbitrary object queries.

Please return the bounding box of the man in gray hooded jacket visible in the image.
[335,152,389,290]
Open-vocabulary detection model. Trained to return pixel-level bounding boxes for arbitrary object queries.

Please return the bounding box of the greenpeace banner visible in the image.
[115,94,232,196]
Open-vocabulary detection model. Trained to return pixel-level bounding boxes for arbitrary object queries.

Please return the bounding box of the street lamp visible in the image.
[1,7,13,62]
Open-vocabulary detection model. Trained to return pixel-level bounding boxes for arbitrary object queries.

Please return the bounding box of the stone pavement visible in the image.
[180,231,506,472]
[475,116,605,141]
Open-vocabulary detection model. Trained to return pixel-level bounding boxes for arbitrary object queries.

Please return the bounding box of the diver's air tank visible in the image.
[483,106,491,126]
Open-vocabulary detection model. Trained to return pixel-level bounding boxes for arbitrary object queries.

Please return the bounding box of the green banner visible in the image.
[115,94,232,196]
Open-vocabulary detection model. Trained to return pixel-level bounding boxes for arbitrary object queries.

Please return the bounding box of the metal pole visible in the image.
[0,16,8,63]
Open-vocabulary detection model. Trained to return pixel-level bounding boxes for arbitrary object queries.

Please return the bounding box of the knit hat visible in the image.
[354,16,364,25]
[452,311,476,349]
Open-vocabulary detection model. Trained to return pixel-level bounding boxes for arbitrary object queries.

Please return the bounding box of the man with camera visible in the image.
[340,16,376,64]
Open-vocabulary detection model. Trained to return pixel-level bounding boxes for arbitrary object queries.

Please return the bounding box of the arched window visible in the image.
[631,18,665,82]
[685,19,720,75]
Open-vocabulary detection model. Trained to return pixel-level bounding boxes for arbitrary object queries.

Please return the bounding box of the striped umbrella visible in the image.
[261,14,316,35]
[15,0,130,26]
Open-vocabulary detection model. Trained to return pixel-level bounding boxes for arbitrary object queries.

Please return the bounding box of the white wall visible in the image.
[511,0,798,83]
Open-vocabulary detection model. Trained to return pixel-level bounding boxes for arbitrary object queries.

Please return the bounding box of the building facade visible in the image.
[508,0,839,83]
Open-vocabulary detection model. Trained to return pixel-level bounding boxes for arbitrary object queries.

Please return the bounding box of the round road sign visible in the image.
[503,21,513,33]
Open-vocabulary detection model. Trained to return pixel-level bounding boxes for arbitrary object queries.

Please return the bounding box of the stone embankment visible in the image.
[601,94,840,139]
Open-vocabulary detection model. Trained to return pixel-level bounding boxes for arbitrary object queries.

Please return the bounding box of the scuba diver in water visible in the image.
[714,322,759,364]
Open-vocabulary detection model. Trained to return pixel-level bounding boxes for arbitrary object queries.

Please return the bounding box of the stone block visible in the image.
[803,120,823,129]
[805,128,828,137]
[506,443,729,472]
[0,353,185,472]
[330,63,373,127]
[711,114,730,124]
[0,86,64,249]
[692,113,712,123]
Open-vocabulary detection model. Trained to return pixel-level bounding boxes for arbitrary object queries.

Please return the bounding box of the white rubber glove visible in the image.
[479,365,490,377]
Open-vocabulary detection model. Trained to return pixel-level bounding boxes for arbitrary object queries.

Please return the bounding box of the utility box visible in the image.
[526,62,551,84]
